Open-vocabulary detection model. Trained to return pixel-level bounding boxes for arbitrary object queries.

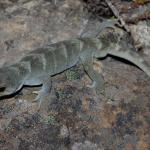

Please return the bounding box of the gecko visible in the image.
[0,28,150,105]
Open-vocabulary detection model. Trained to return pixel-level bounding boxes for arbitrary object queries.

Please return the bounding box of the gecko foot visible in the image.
[95,84,105,95]
[34,76,52,110]
[87,80,105,95]
[34,91,51,112]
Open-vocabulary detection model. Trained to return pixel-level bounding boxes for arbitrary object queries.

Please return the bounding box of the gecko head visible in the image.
[0,71,12,97]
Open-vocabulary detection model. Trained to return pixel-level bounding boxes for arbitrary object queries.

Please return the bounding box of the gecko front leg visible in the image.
[33,76,52,108]
[81,57,105,94]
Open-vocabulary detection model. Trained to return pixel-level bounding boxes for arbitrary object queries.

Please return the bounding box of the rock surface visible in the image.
[0,0,150,150]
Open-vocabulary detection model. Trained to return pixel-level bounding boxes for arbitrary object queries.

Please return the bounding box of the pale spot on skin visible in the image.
[93,60,103,74]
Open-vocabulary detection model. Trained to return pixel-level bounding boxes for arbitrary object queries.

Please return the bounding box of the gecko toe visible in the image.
[34,91,50,110]
[87,81,105,95]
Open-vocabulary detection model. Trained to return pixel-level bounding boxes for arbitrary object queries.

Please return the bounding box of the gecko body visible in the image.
[0,29,150,104]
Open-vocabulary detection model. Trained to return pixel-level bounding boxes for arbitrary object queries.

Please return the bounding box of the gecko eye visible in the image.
[0,79,6,92]
[0,87,6,92]
[0,76,7,93]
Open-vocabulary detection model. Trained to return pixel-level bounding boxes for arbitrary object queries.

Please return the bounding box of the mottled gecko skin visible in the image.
[0,29,150,104]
